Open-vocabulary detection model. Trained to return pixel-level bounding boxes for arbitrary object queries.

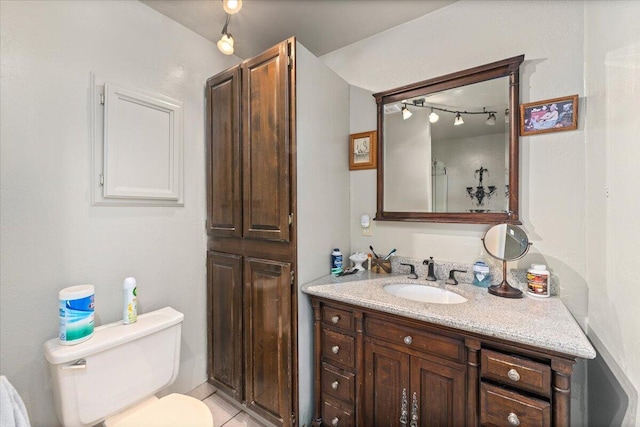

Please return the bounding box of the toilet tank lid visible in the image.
[44,307,184,365]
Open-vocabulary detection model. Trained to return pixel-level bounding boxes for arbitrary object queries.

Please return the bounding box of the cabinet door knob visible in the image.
[507,368,521,382]
[331,345,340,354]
[331,315,340,324]
[403,335,413,345]
[331,416,339,426]
[331,380,339,390]
[507,412,520,426]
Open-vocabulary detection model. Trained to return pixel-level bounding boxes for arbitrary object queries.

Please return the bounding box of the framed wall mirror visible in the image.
[374,55,524,224]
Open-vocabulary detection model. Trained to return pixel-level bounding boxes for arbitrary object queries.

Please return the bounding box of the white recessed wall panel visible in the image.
[97,82,184,205]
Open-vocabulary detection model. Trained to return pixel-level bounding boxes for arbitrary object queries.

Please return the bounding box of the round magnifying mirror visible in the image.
[482,224,531,298]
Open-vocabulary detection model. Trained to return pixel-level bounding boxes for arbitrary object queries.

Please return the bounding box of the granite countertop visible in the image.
[301,271,596,359]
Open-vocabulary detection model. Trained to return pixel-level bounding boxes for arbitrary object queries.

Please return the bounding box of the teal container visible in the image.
[472,261,491,287]
[59,284,95,345]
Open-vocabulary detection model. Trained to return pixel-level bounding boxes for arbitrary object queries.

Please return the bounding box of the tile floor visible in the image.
[190,383,271,427]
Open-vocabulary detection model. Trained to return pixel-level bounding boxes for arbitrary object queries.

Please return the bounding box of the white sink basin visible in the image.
[383,283,468,304]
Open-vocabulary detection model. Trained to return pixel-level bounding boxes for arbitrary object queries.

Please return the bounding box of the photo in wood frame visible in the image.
[349,130,377,170]
[520,95,578,136]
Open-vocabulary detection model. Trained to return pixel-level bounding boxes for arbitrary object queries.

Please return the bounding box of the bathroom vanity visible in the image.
[302,273,595,427]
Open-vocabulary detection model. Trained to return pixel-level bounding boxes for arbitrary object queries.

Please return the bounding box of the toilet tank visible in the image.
[44,307,184,427]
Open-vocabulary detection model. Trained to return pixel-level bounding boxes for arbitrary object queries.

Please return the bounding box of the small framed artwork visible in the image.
[520,94,578,136]
[349,130,377,170]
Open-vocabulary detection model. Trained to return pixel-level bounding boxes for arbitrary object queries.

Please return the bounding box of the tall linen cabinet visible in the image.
[206,38,350,426]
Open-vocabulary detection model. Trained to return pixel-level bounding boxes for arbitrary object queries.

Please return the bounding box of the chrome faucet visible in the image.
[423,257,437,281]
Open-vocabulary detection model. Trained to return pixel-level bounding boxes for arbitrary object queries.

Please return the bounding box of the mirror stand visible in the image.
[488,260,523,298]
[482,223,532,299]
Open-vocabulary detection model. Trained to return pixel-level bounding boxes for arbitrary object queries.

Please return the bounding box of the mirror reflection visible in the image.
[483,223,530,261]
[384,77,509,214]
[374,55,524,224]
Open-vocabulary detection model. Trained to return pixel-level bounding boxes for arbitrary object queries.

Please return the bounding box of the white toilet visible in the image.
[44,307,213,427]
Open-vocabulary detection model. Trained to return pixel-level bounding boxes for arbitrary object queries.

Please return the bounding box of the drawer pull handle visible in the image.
[331,416,339,426]
[403,335,413,345]
[331,345,340,354]
[331,380,339,390]
[507,368,521,382]
[507,412,520,426]
[331,315,340,324]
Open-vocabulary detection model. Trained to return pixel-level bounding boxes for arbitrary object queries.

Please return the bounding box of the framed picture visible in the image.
[520,94,578,136]
[349,130,377,170]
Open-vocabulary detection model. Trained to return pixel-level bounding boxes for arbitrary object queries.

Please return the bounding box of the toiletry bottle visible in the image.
[472,248,492,287]
[527,264,550,297]
[331,248,343,275]
[123,277,138,324]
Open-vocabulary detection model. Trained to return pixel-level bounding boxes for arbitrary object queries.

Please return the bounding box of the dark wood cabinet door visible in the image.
[244,257,293,425]
[207,251,243,400]
[411,356,466,427]
[363,340,410,427]
[242,40,291,242]
[206,66,242,238]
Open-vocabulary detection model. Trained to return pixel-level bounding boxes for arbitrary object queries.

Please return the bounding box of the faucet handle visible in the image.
[445,269,467,285]
[422,257,433,266]
[400,263,418,279]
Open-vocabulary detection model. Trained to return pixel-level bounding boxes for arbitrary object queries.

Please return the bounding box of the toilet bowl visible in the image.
[44,307,212,427]
[105,394,212,427]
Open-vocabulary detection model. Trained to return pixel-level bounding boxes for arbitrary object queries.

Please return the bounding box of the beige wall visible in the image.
[585,2,640,425]
[0,1,237,425]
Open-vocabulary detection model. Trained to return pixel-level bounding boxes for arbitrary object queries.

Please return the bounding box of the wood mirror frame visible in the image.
[374,55,524,224]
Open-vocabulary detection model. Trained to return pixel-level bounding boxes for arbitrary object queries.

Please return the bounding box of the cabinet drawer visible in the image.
[322,329,355,368]
[481,382,550,427]
[481,349,551,397]
[322,362,355,405]
[365,317,464,364]
[322,305,354,331]
[322,395,354,427]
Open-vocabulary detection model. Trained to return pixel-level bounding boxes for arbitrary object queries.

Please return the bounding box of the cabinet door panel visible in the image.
[411,357,466,427]
[364,340,410,427]
[244,257,292,425]
[206,67,241,238]
[207,251,243,399]
[242,41,291,242]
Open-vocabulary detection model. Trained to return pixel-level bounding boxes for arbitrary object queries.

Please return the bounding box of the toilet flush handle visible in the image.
[60,359,87,370]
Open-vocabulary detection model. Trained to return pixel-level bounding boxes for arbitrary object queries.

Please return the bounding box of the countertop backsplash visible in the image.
[387,255,558,296]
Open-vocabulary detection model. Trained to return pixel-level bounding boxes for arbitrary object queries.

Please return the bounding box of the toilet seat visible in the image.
[110,393,213,427]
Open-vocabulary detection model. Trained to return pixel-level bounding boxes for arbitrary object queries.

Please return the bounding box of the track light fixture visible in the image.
[429,108,439,123]
[217,14,234,55]
[401,104,413,120]
[222,0,243,14]
[399,100,498,126]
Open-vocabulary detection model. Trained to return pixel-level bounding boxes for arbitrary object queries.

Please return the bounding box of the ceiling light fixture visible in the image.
[217,15,234,55]
[400,101,499,126]
[222,0,243,14]
[401,104,413,120]
[429,108,439,123]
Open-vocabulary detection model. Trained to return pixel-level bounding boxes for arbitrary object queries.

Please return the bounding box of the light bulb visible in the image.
[402,105,413,120]
[486,113,496,125]
[429,110,439,123]
[223,0,243,14]
[217,34,234,55]
[454,113,464,126]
